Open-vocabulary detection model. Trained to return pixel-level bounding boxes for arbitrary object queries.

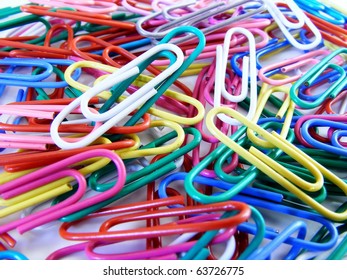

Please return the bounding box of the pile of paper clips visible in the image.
[0,0,346,260]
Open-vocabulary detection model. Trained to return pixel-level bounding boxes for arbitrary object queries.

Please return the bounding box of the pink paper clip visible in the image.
[258,49,340,86]
[0,149,126,235]
[30,0,118,14]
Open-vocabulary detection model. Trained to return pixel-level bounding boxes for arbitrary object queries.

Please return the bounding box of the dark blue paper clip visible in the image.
[231,38,277,74]
[257,115,301,128]
[290,48,347,109]
[231,38,295,78]
[301,118,347,156]
[299,29,325,52]
[234,194,338,259]
[298,64,347,102]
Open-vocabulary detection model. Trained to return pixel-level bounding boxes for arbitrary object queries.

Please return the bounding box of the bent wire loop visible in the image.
[294,0,345,26]
[303,9,347,48]
[290,48,347,109]
[29,0,119,14]
[214,27,257,126]
[246,81,295,148]
[59,200,251,245]
[0,149,126,234]
[20,5,135,30]
[0,136,137,172]
[297,115,347,157]
[49,225,237,260]
[51,197,242,260]
[0,58,82,88]
[205,106,347,222]
[0,250,29,260]
[85,226,237,260]
[257,49,333,86]
[50,45,181,149]
[51,26,205,150]
[56,127,201,222]
[159,172,284,209]
[234,194,338,259]
[264,0,322,50]
[136,0,266,44]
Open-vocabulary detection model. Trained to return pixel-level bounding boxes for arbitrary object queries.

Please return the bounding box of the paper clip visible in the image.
[264,0,322,50]
[281,3,347,48]
[0,98,149,134]
[136,0,266,44]
[30,0,119,14]
[0,149,126,234]
[183,26,270,64]
[214,27,257,126]
[297,115,347,157]
[69,33,146,63]
[51,45,183,149]
[290,48,347,109]
[58,127,201,222]
[48,200,239,260]
[159,172,284,208]
[235,194,338,259]
[207,106,347,222]
[185,125,260,204]
[0,7,51,47]
[86,216,238,260]
[325,90,347,115]
[20,5,135,30]
[246,82,295,148]
[52,26,205,150]
[0,58,53,82]
[0,136,137,172]
[59,200,250,242]
[0,58,81,88]
[186,63,241,178]
[257,49,333,86]
[296,66,347,114]
[100,43,194,104]
[0,250,28,260]
[294,0,346,26]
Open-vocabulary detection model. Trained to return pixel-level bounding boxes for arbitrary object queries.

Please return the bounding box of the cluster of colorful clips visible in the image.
[0,0,346,260]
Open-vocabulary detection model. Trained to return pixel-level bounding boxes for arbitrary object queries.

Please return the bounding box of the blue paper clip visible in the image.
[234,194,338,259]
[0,58,53,82]
[0,250,28,260]
[158,172,283,209]
[294,0,346,25]
[290,48,347,109]
[301,118,347,156]
[0,58,82,88]
[297,64,347,102]
[246,220,307,260]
